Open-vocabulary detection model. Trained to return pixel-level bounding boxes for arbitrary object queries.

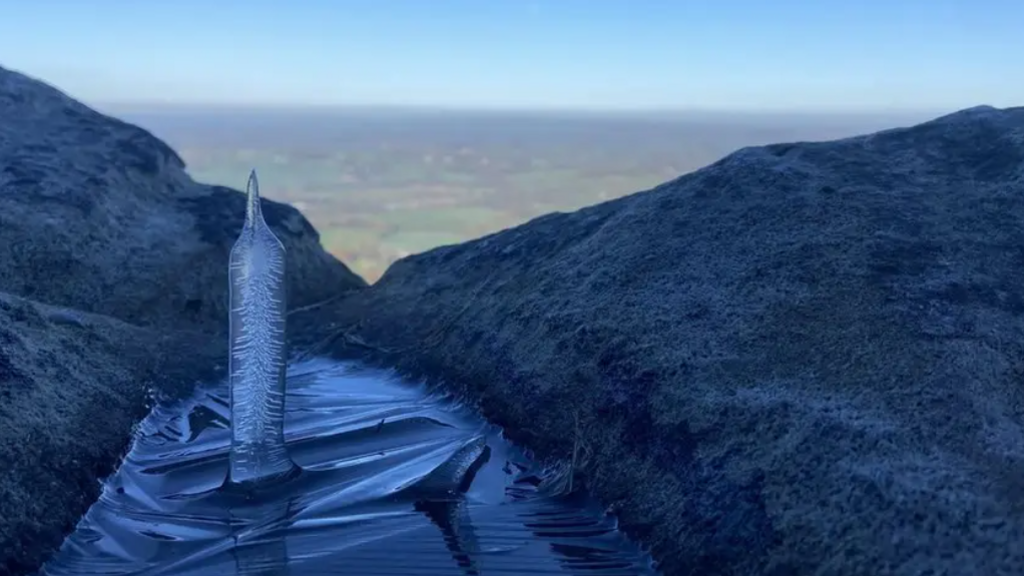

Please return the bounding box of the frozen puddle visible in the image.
[41,358,659,575]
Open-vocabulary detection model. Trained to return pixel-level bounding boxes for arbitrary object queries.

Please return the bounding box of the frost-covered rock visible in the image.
[0,291,223,575]
[0,66,365,334]
[305,105,1024,575]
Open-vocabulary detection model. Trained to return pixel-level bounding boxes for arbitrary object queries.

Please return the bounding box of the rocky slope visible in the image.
[0,66,365,335]
[0,293,223,575]
[0,66,363,575]
[295,105,1024,575]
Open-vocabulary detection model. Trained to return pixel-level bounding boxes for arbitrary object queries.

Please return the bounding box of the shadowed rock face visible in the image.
[0,66,365,335]
[0,292,225,576]
[297,106,1024,575]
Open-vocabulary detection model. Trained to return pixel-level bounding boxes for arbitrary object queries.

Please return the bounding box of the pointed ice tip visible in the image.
[245,169,261,224]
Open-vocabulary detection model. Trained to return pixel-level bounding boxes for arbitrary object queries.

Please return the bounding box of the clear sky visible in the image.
[0,0,1020,112]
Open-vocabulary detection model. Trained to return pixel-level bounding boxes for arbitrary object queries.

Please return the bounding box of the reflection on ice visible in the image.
[42,359,659,575]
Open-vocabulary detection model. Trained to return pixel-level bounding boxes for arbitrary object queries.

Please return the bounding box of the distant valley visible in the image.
[108,105,936,282]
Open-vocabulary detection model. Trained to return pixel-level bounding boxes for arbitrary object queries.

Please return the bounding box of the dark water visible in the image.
[41,358,658,575]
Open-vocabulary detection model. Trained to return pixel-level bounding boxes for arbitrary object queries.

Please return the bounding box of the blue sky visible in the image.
[0,0,1020,112]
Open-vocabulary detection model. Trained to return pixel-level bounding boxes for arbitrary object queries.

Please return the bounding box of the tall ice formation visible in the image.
[227,170,295,484]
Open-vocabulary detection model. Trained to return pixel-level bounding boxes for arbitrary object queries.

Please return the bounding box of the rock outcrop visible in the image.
[0,66,365,335]
[297,105,1024,575]
[0,66,365,575]
[0,292,224,575]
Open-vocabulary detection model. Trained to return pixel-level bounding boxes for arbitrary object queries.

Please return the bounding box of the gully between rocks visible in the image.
[40,357,659,575]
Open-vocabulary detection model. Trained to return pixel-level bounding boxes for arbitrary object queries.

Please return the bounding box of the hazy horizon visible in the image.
[94,99,956,118]
[106,100,950,282]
